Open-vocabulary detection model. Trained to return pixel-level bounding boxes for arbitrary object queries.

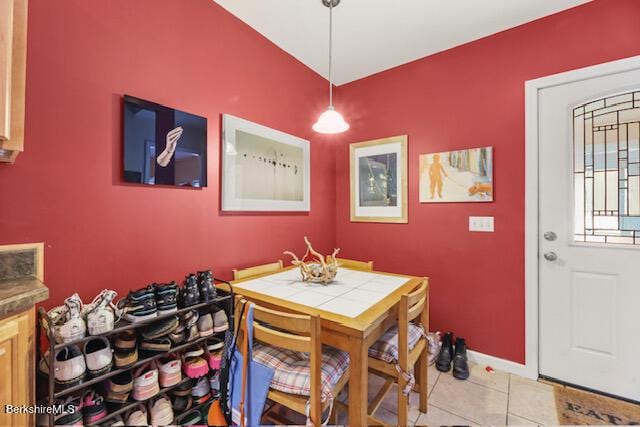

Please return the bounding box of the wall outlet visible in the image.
[469,216,494,232]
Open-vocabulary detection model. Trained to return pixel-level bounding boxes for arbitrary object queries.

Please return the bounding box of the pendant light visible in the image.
[313,0,350,134]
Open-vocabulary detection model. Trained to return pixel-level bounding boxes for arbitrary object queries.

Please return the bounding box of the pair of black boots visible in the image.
[180,270,217,307]
[436,332,469,380]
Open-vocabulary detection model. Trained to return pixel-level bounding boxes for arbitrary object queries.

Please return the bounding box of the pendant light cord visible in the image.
[328,0,333,107]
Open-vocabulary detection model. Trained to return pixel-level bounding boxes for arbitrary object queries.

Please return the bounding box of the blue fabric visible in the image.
[229,303,275,426]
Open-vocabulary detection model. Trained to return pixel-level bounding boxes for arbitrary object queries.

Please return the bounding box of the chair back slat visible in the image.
[407,294,427,322]
[253,304,311,334]
[253,323,311,353]
[407,281,428,306]
[233,260,284,280]
[326,256,374,271]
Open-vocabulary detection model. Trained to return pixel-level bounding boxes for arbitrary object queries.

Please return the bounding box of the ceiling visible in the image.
[214,0,591,86]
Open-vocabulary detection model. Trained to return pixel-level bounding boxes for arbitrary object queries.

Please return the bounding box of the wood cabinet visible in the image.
[0,0,27,163]
[0,308,35,426]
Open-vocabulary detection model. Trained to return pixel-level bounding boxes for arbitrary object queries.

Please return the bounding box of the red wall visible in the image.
[0,0,337,307]
[333,0,640,363]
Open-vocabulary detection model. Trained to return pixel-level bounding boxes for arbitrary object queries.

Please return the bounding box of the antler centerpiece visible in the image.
[284,237,340,285]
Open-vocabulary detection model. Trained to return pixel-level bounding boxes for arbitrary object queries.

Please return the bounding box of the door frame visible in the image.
[524,54,640,380]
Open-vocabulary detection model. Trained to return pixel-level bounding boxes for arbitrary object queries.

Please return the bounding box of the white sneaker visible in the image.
[54,345,87,388]
[125,404,148,426]
[149,394,174,426]
[84,290,120,335]
[83,336,113,376]
[48,294,87,344]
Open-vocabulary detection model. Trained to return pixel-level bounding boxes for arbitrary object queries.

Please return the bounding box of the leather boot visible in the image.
[180,275,200,308]
[435,331,454,372]
[452,337,470,380]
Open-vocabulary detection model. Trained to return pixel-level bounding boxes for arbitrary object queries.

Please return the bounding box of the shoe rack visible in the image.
[36,279,235,426]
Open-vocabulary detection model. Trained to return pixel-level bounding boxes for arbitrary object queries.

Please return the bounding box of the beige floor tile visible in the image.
[427,363,440,386]
[415,404,478,426]
[508,374,559,425]
[465,362,510,393]
[507,412,541,425]
[429,372,508,425]
[376,383,425,422]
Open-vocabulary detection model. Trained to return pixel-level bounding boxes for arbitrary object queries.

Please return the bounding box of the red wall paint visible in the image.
[333,0,640,363]
[0,0,337,308]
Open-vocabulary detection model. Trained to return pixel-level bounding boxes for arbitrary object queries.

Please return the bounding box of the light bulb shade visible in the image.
[313,106,349,134]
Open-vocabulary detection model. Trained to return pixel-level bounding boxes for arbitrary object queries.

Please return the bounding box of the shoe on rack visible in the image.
[197,270,217,303]
[175,408,203,426]
[118,286,157,323]
[83,336,113,377]
[168,322,187,345]
[140,337,172,353]
[47,293,87,344]
[181,309,200,342]
[180,274,200,308]
[435,331,454,372]
[83,289,120,335]
[101,415,125,426]
[183,347,209,379]
[170,378,195,397]
[36,395,83,426]
[154,282,179,315]
[53,345,87,390]
[452,337,470,380]
[141,315,179,340]
[82,390,108,425]
[114,347,138,370]
[114,330,138,369]
[208,370,220,392]
[132,361,160,401]
[192,375,210,399]
[158,356,182,388]
[125,404,148,427]
[148,393,174,426]
[212,305,229,333]
[106,371,133,404]
[203,341,223,370]
[196,311,214,337]
[172,395,193,413]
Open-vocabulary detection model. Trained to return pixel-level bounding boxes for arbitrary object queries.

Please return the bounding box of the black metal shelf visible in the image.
[36,279,235,426]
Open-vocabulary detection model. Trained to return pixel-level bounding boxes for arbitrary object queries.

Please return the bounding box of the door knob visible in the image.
[544,231,557,241]
[544,252,558,261]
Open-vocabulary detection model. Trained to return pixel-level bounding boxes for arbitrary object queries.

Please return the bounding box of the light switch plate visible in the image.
[469,216,494,232]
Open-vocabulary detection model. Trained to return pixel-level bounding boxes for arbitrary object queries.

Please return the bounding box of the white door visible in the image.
[538,65,640,402]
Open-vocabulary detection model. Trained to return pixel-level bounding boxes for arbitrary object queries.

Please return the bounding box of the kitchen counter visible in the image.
[0,276,48,318]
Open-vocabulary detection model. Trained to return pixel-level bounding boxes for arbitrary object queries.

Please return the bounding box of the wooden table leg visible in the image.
[348,335,368,426]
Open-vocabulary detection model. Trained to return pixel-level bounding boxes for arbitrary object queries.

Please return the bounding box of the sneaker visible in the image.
[170,378,195,397]
[125,404,148,426]
[197,270,217,303]
[118,286,157,323]
[114,347,138,369]
[212,305,229,333]
[48,294,87,344]
[196,311,214,337]
[180,274,200,308]
[83,336,113,377]
[183,347,209,379]
[172,395,193,412]
[154,282,178,315]
[140,337,172,353]
[208,371,220,391]
[106,371,133,404]
[181,310,200,342]
[53,345,87,390]
[83,290,120,335]
[36,395,83,426]
[82,390,108,425]
[114,330,137,351]
[141,316,179,340]
[148,394,174,426]
[158,357,182,388]
[132,361,160,401]
[452,337,470,380]
[114,330,138,368]
[191,376,210,399]
[203,340,223,370]
[168,323,187,345]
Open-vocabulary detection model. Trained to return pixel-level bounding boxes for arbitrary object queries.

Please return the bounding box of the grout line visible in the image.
[428,370,440,398]
[506,373,511,425]
[507,412,545,426]
[440,369,509,395]
[427,403,482,426]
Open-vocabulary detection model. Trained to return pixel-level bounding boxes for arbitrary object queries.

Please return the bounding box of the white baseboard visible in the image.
[467,350,535,379]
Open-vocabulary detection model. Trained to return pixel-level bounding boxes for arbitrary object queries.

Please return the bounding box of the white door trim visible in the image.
[524,54,640,380]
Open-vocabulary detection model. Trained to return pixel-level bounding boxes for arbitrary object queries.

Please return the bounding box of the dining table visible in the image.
[227,265,429,426]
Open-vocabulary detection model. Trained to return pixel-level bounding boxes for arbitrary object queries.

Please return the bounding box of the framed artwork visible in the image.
[221,114,310,211]
[419,146,493,203]
[350,135,408,223]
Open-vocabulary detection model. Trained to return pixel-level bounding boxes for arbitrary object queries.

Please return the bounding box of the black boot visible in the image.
[435,332,454,372]
[452,337,470,380]
[197,270,217,303]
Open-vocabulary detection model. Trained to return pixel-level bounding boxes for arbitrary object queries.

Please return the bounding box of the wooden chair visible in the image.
[366,281,429,426]
[233,260,283,280]
[235,299,350,426]
[326,256,373,271]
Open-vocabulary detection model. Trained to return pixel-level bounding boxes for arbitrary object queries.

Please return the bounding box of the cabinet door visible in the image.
[0,0,14,141]
[0,310,33,427]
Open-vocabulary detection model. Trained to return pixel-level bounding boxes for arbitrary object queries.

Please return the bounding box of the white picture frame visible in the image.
[222,114,310,212]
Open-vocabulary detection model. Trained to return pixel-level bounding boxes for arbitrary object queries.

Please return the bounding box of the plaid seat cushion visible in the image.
[368,323,425,364]
[252,343,349,402]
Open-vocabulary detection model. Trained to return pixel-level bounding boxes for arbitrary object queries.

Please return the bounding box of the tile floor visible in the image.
[335,362,560,426]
